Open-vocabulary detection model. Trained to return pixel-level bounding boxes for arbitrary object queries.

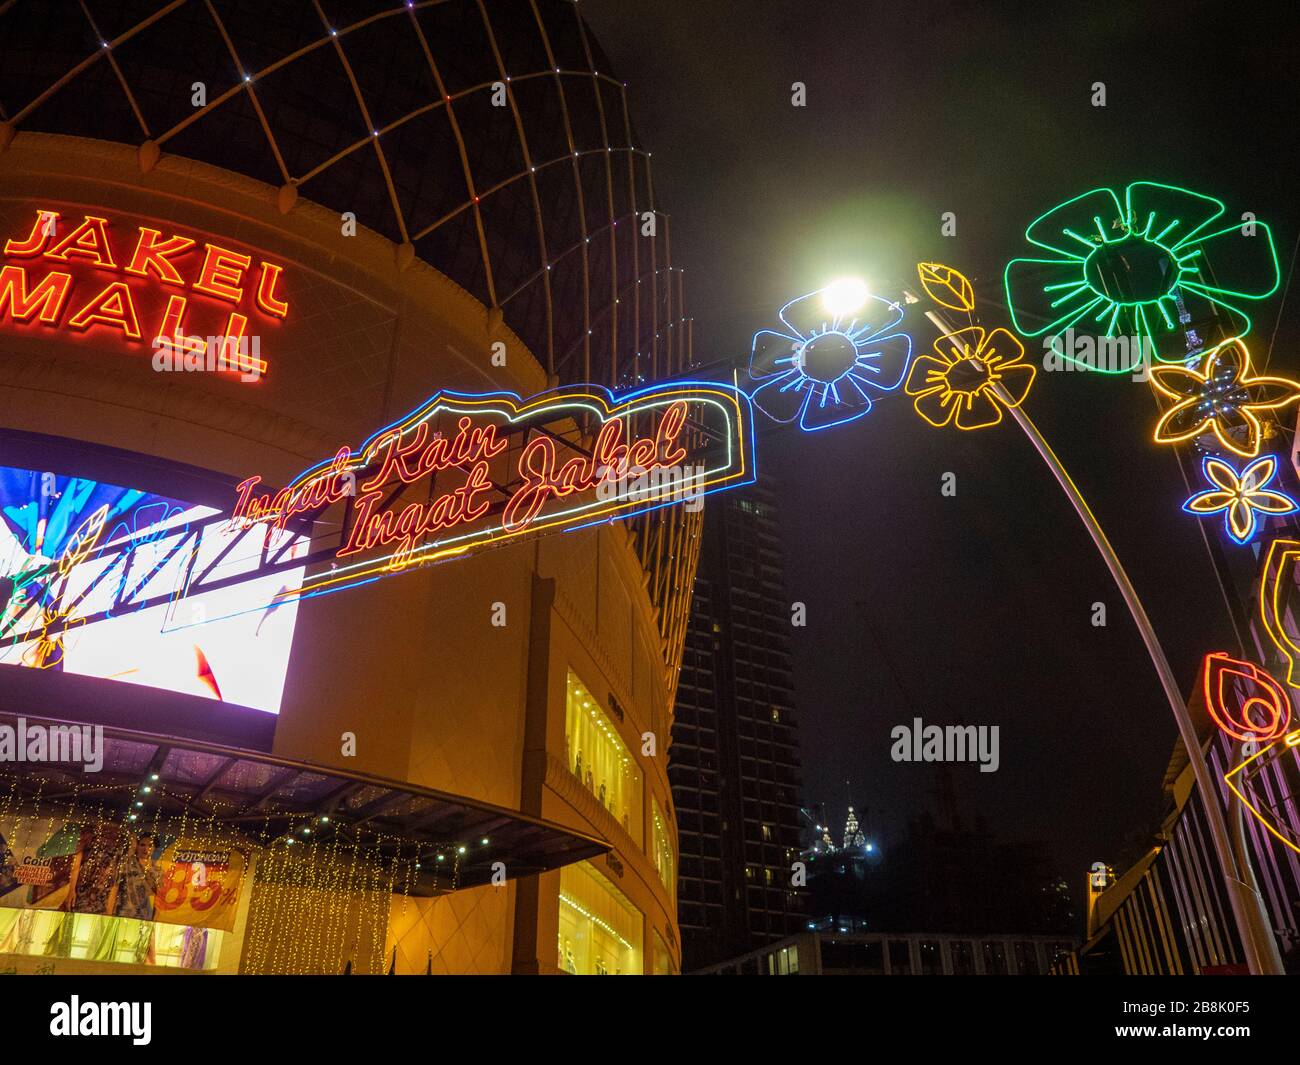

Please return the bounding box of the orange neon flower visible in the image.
[1201,652,1292,742]
[903,326,1036,430]
[1150,339,1300,458]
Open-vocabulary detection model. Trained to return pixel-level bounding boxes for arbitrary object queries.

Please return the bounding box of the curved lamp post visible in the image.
[912,296,1281,976]
[997,181,1291,974]
[744,249,1283,973]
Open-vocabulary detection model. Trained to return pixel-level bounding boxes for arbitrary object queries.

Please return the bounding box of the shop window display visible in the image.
[557,861,642,976]
[565,671,642,845]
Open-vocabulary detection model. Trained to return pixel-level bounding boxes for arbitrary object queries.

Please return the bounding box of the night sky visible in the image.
[584,0,1300,885]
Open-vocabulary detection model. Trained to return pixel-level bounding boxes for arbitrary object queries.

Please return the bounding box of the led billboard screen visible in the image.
[0,463,304,714]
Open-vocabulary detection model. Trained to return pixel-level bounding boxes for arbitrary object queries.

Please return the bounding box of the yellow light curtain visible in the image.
[87,912,120,962]
[42,912,73,957]
[0,909,19,952]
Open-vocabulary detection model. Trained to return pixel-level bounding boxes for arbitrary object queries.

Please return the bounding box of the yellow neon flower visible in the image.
[1150,339,1300,458]
[904,326,1036,430]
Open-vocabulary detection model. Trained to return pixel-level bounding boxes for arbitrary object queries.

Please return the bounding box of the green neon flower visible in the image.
[1004,182,1280,373]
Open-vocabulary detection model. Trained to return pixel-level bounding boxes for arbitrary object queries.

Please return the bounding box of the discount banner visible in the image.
[0,817,246,931]
[150,841,246,932]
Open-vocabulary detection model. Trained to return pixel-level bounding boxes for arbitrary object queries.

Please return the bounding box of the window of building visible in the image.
[982,940,1009,975]
[0,910,223,970]
[919,940,942,975]
[651,800,676,906]
[652,930,677,975]
[1047,942,1073,968]
[557,862,642,975]
[565,671,642,844]
[1014,940,1041,975]
[766,944,798,975]
[821,938,882,972]
[888,940,912,975]
[949,939,975,975]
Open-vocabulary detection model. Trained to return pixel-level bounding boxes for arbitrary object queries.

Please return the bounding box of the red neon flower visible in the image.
[1201,652,1291,742]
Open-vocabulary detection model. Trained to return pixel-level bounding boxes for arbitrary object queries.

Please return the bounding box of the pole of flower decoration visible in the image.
[1228,735,1288,973]
[1205,655,1292,972]
[999,179,1289,974]
[912,295,1281,976]
[743,269,1281,971]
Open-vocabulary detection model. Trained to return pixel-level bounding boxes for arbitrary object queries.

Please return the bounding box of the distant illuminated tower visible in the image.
[843,806,865,851]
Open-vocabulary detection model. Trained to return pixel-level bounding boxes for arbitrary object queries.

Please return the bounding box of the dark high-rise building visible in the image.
[670,482,804,970]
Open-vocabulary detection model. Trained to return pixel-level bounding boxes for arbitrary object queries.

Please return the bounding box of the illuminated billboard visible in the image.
[227,380,756,611]
[0,463,304,714]
[0,207,292,379]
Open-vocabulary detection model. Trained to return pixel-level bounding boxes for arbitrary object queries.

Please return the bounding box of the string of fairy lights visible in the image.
[0,753,508,973]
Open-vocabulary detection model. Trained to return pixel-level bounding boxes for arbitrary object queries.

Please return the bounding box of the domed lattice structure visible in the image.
[0,0,702,681]
[0,0,692,389]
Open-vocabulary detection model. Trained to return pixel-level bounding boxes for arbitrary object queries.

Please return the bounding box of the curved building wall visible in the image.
[0,0,690,388]
[0,1,690,975]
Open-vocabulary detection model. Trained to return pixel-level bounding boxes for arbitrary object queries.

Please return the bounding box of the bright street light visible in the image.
[821,277,869,317]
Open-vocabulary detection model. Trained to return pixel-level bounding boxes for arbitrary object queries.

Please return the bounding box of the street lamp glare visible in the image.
[822,277,869,317]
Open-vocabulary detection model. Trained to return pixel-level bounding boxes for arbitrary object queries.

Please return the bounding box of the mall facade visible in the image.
[0,1,696,975]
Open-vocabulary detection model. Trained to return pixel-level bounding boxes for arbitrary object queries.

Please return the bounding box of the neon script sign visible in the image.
[0,208,290,376]
[230,381,755,606]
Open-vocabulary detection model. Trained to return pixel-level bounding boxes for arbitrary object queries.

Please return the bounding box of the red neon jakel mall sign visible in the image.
[0,207,290,377]
[229,381,756,607]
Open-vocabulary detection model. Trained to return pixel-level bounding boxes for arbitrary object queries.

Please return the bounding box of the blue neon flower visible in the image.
[1183,454,1298,545]
[746,287,913,431]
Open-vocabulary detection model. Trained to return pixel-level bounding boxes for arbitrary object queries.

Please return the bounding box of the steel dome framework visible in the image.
[0,0,702,684]
[0,0,692,389]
